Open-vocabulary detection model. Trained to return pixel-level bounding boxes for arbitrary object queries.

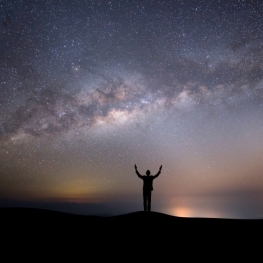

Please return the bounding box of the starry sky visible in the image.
[1,0,263,218]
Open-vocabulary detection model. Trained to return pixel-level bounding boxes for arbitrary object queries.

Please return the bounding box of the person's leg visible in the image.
[143,191,147,211]
[148,192,152,211]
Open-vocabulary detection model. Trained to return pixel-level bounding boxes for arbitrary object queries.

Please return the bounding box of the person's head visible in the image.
[146,170,151,176]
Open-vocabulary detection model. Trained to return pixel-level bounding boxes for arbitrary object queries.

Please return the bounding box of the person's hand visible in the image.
[135,164,137,170]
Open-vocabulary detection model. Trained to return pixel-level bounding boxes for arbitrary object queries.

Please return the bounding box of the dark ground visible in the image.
[1,207,262,259]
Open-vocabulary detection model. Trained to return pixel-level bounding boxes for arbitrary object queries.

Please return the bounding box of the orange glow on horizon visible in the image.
[170,207,193,217]
[168,206,226,218]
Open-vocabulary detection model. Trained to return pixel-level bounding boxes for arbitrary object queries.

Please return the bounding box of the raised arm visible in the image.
[134,164,143,178]
[153,165,162,179]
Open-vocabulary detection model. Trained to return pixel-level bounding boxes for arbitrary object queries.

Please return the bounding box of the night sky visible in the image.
[1,0,263,218]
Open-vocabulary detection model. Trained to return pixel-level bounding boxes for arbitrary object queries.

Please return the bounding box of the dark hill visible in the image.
[2,207,262,233]
[1,207,262,255]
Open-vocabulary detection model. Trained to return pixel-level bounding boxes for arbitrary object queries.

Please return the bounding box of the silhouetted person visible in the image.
[135,164,162,212]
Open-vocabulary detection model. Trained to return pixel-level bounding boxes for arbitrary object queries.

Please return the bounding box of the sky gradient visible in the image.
[1,0,263,218]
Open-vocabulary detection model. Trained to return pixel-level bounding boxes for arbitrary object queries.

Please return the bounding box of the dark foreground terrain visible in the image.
[1,207,262,258]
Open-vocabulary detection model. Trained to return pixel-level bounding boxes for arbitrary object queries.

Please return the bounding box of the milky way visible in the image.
[1,0,263,218]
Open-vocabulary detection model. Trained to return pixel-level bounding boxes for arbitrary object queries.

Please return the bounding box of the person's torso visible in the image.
[142,176,154,191]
